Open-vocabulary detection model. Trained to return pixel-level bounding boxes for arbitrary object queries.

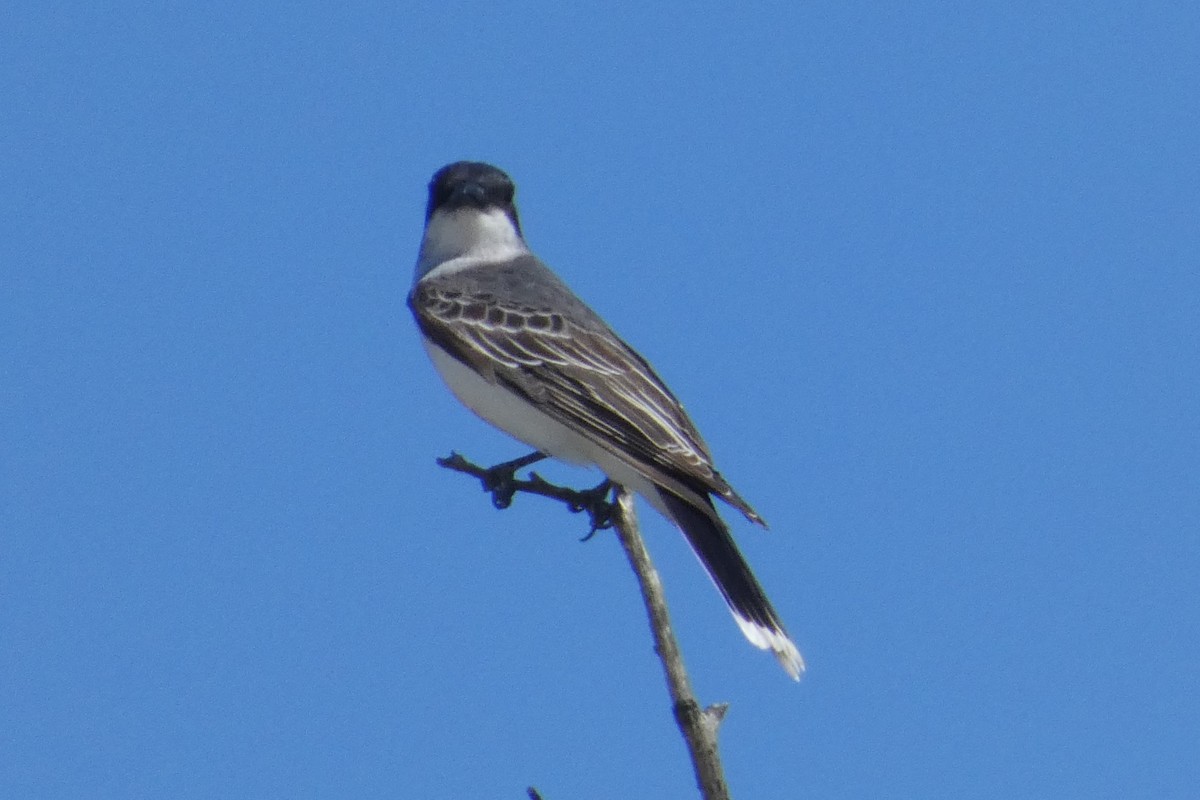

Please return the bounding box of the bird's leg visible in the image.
[479,451,548,509]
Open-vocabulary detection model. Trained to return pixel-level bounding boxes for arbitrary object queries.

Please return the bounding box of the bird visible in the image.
[407,161,804,679]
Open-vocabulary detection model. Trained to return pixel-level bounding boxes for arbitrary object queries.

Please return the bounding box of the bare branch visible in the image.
[437,451,615,537]
[437,453,732,800]
[610,489,730,800]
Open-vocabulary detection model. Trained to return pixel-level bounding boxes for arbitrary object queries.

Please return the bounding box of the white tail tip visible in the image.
[732,612,805,680]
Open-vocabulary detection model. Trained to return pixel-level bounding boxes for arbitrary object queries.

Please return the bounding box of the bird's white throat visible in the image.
[415,207,529,281]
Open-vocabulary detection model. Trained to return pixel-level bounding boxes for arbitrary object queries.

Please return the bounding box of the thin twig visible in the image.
[436,453,732,800]
[437,451,616,536]
[610,489,731,800]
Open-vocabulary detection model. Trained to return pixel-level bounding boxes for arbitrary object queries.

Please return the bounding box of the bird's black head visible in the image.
[426,161,519,225]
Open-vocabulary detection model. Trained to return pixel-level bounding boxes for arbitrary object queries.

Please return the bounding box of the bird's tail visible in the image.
[659,489,805,680]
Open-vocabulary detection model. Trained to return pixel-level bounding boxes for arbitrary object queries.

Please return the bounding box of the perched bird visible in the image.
[408,161,804,679]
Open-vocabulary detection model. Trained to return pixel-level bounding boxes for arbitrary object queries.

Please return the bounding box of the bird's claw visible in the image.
[476,452,548,509]
[573,479,616,541]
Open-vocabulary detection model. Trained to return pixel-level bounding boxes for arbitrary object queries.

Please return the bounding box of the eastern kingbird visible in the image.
[408,161,804,679]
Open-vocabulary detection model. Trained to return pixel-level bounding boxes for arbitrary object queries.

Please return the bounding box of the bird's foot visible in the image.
[477,451,547,509]
[570,478,617,540]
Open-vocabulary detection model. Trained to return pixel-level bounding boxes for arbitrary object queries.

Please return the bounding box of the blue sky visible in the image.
[3,2,1198,797]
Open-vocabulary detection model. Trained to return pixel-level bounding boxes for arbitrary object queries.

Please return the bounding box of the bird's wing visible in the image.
[409,278,764,526]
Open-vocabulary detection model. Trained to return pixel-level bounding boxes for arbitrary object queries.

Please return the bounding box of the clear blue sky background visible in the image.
[3,3,1197,798]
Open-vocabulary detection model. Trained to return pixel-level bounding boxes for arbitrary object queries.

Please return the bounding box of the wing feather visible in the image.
[409,275,764,525]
